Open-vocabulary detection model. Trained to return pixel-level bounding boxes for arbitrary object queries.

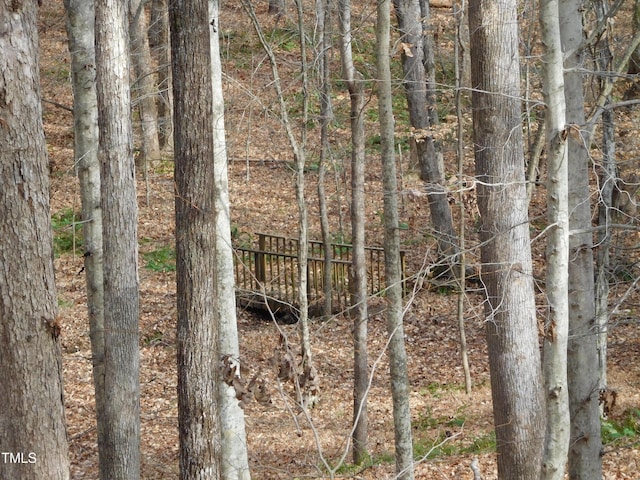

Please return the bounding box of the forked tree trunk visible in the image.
[560,1,604,477]
[539,0,570,476]
[393,0,459,267]
[377,1,414,478]
[468,0,545,477]
[95,0,141,477]
[210,1,251,479]
[171,0,220,477]
[338,0,369,464]
[63,0,107,468]
[0,2,70,477]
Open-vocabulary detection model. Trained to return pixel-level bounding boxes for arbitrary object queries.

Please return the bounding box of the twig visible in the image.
[42,98,73,112]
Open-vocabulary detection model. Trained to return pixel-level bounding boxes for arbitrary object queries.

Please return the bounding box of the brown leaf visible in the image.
[400,42,414,57]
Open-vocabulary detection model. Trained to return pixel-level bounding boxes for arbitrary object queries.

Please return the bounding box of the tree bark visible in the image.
[468,0,545,477]
[269,0,285,17]
[629,0,640,75]
[338,0,369,464]
[393,0,459,267]
[63,0,107,469]
[316,0,334,318]
[560,0,604,476]
[210,1,251,479]
[539,0,571,476]
[130,0,161,170]
[170,0,220,477]
[0,2,70,477]
[149,0,173,149]
[95,0,141,477]
[377,1,414,478]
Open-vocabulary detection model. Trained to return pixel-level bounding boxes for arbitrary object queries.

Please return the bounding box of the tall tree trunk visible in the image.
[560,1,604,476]
[468,0,545,477]
[453,0,472,395]
[540,0,570,476]
[170,0,220,477]
[316,0,334,318]
[95,0,141,477]
[149,0,173,149]
[291,0,317,408]
[242,0,319,408]
[338,0,369,464]
[393,0,459,268]
[63,0,107,469]
[377,1,414,478]
[0,2,70,477]
[210,1,251,479]
[594,0,615,432]
[129,0,161,168]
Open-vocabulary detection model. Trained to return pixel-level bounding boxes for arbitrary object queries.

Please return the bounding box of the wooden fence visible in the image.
[233,233,405,314]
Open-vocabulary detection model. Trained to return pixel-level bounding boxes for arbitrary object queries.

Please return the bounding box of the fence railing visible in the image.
[233,233,405,313]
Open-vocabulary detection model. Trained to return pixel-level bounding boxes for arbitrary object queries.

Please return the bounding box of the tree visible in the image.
[170,0,219,476]
[63,0,107,470]
[316,0,334,318]
[468,0,545,477]
[377,1,414,478]
[539,0,570,476]
[210,1,251,479]
[628,0,640,95]
[242,0,319,408]
[393,0,459,269]
[129,0,161,171]
[95,0,141,477]
[338,0,370,464]
[148,0,173,149]
[0,2,70,478]
[560,1,604,476]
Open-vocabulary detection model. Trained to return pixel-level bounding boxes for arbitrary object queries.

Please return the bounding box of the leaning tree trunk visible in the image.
[468,0,545,477]
[393,0,459,267]
[560,1,604,477]
[539,0,570,476]
[210,1,251,479]
[170,0,220,477]
[0,2,70,477]
[95,0,141,477]
[377,1,414,478]
[63,0,107,468]
[338,0,369,464]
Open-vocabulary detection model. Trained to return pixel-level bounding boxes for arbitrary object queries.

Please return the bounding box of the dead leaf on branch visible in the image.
[270,333,320,408]
[220,354,272,409]
[400,42,414,57]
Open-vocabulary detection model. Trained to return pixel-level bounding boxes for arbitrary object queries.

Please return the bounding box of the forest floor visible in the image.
[39,1,640,478]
